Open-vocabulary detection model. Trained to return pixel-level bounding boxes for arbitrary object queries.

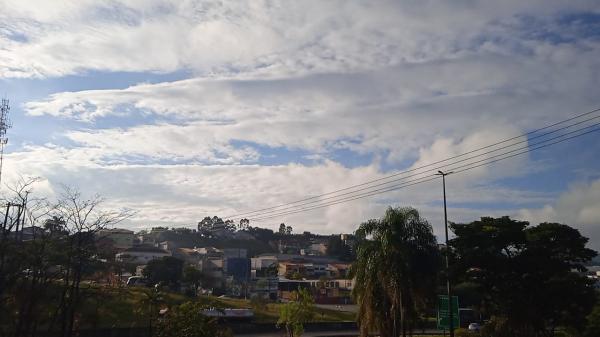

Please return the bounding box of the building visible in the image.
[278,278,311,300]
[327,263,352,278]
[96,228,135,249]
[301,242,328,256]
[250,276,279,300]
[225,257,251,282]
[115,245,171,264]
[278,259,329,279]
[251,256,278,276]
[248,256,279,299]
[307,278,354,304]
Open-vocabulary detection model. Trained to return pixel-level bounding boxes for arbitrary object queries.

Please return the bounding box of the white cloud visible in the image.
[2,0,599,249]
[2,0,599,78]
[519,179,600,250]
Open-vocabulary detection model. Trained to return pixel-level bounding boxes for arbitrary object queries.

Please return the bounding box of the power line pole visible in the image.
[436,170,454,337]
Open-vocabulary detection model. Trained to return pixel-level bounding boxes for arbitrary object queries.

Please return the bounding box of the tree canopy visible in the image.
[450,217,597,336]
[143,256,184,288]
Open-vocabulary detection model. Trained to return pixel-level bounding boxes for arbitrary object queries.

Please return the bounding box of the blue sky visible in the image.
[1,1,600,249]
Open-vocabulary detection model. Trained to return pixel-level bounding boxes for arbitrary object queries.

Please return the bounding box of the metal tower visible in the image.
[0,98,11,188]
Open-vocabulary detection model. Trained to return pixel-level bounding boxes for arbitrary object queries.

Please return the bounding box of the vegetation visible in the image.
[0,178,133,337]
[351,207,440,337]
[277,288,316,337]
[2,175,598,337]
[143,256,184,289]
[450,217,598,337]
[155,301,232,337]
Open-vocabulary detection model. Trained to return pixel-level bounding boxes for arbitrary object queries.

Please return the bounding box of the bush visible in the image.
[454,328,479,337]
[155,301,232,337]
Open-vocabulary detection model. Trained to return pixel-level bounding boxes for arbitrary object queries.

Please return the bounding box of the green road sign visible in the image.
[437,295,459,330]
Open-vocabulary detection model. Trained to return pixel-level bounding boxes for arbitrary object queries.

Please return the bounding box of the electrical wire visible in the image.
[234,121,600,220]
[245,124,600,222]
[225,107,600,219]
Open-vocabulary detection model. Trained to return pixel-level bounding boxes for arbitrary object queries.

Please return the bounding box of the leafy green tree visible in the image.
[277,288,315,337]
[451,217,597,336]
[183,266,203,296]
[351,206,440,337]
[143,256,184,288]
[155,301,232,337]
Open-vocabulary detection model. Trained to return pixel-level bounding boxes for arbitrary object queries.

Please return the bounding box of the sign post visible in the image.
[437,295,460,331]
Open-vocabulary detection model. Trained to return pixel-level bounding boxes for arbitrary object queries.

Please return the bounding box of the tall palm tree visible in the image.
[351,207,439,337]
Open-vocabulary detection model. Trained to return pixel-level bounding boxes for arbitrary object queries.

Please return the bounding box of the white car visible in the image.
[468,323,481,331]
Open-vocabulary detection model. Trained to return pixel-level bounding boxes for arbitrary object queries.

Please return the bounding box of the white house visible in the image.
[115,245,171,264]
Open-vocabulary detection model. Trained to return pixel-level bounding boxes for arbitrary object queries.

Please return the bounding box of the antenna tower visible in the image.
[0,98,11,189]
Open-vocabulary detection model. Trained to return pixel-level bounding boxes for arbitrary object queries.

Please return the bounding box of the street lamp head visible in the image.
[437,170,454,175]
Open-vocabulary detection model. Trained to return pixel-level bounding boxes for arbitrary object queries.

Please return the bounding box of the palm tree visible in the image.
[351,207,440,337]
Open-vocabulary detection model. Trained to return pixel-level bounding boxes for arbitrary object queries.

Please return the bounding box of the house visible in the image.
[251,256,278,277]
[115,245,171,264]
[328,263,352,278]
[96,228,135,249]
[305,278,354,304]
[278,259,329,278]
[301,242,328,256]
[278,278,311,300]
[250,276,279,300]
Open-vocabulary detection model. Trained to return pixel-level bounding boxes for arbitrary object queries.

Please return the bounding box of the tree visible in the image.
[351,206,440,337]
[286,225,293,235]
[239,218,250,230]
[52,186,134,337]
[277,288,315,337]
[279,223,286,235]
[327,234,353,261]
[183,265,203,296]
[451,217,597,337]
[155,301,232,337]
[143,256,184,288]
[584,299,600,337]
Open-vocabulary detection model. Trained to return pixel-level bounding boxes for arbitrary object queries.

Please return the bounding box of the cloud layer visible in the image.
[1,1,599,248]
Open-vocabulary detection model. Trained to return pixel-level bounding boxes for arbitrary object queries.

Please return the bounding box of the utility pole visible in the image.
[436,170,454,337]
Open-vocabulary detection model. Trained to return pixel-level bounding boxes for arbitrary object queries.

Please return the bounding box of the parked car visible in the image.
[126,276,147,287]
[468,323,481,331]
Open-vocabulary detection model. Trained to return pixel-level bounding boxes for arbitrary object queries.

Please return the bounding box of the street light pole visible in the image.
[437,170,454,337]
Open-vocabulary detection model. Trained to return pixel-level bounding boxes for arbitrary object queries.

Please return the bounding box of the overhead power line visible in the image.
[246,124,600,222]
[232,120,600,220]
[224,107,600,220]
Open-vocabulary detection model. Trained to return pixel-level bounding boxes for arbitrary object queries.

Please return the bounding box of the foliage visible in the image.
[197,216,236,237]
[250,295,269,312]
[183,266,203,296]
[143,256,184,288]
[155,301,232,337]
[326,234,354,261]
[0,179,133,337]
[584,297,600,337]
[351,206,440,337]
[277,288,315,337]
[455,327,479,337]
[451,217,598,336]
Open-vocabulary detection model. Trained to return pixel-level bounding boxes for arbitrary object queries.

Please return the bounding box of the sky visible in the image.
[1,1,599,249]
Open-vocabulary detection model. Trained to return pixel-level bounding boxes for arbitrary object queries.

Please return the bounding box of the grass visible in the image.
[74,285,355,328]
